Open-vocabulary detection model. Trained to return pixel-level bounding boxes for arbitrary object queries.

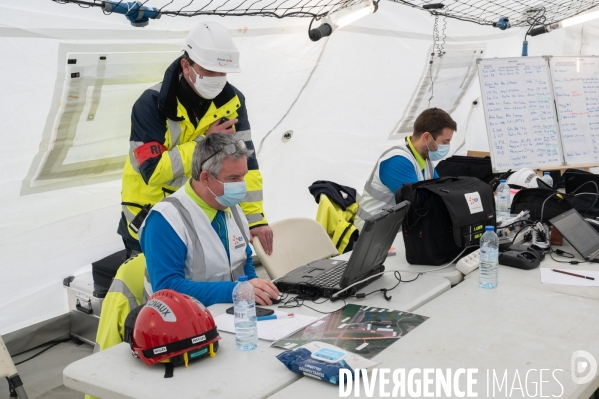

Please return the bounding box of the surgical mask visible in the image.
[190,67,226,100]
[426,139,450,161]
[209,178,247,207]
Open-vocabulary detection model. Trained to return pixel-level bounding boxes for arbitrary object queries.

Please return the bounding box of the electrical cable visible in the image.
[353,271,421,300]
[539,191,562,224]
[538,183,599,223]
[277,290,347,314]
[508,221,536,246]
[12,338,71,366]
[549,247,585,264]
[331,245,477,300]
[571,181,599,217]
[572,180,599,195]
[524,7,546,42]
[427,11,446,108]
[428,15,437,108]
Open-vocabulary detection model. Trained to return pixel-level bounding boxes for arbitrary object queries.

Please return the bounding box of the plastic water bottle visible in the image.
[233,275,258,351]
[541,172,553,188]
[479,226,499,289]
[496,179,510,220]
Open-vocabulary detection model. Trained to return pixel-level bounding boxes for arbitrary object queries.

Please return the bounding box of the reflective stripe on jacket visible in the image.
[120,56,267,244]
[139,186,249,301]
[355,143,434,230]
[316,194,359,254]
[86,254,146,399]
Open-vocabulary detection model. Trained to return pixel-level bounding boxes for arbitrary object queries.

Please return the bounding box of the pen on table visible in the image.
[551,269,595,280]
[257,314,294,321]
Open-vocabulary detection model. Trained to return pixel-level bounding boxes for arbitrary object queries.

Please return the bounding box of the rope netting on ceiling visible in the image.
[52,0,599,25]
[393,0,599,27]
[51,0,370,19]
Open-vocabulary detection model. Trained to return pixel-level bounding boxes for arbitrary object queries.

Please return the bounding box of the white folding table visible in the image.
[270,254,599,399]
[63,247,450,399]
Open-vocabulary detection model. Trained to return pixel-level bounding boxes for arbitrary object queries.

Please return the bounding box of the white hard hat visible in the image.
[183,22,241,73]
[507,168,541,188]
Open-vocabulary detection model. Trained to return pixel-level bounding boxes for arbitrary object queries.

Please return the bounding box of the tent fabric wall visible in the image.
[0,0,598,335]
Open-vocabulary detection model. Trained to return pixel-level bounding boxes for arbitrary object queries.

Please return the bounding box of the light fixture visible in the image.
[309,0,377,42]
[530,9,599,36]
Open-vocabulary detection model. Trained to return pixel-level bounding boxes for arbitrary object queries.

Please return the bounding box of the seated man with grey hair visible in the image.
[139,133,279,306]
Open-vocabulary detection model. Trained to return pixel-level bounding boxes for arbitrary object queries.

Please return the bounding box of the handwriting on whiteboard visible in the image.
[479,58,562,171]
[551,58,599,165]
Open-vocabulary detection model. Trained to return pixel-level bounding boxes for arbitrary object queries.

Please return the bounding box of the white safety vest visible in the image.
[355,143,434,230]
[139,186,250,301]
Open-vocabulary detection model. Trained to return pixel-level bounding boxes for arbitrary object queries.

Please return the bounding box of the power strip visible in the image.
[456,249,480,275]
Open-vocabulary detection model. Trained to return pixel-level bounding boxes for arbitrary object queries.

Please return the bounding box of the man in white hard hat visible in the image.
[118,21,274,257]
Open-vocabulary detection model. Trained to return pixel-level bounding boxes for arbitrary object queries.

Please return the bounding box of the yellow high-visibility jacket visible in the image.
[85,254,145,399]
[118,56,267,249]
[316,194,359,254]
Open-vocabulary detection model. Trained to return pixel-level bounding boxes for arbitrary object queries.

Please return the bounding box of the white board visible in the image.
[478,57,564,172]
[549,56,599,165]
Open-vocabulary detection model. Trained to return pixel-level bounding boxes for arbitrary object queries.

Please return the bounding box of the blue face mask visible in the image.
[426,139,450,161]
[209,178,247,207]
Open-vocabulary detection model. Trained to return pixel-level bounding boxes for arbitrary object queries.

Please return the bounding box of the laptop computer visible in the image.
[549,208,599,261]
[274,201,410,299]
[564,172,599,194]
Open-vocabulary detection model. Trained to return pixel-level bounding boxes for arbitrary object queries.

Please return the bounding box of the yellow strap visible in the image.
[184,352,189,367]
[209,343,216,358]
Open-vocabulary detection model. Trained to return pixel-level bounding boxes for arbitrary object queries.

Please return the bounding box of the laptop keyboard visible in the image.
[309,262,348,287]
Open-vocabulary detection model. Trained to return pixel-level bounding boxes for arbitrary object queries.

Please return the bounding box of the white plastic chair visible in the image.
[252,218,339,280]
[0,335,29,399]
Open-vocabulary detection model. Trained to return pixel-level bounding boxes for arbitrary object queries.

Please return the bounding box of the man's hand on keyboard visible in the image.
[249,278,280,306]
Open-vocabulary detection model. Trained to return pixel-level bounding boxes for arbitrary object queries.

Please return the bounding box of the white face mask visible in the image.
[189,67,227,100]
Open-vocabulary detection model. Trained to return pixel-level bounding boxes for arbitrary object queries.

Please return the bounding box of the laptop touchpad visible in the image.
[301,267,324,279]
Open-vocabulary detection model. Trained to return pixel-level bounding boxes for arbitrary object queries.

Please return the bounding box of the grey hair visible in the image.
[192,133,254,180]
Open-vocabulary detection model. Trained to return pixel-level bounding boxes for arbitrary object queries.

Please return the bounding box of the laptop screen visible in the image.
[550,209,599,258]
[339,201,409,288]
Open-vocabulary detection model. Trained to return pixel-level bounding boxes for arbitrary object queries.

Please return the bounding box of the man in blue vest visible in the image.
[139,133,279,306]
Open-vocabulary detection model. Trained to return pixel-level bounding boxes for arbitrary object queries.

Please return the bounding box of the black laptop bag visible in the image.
[436,156,498,184]
[396,177,496,265]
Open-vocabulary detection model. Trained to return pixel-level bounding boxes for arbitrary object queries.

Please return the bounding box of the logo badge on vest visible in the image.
[232,234,246,249]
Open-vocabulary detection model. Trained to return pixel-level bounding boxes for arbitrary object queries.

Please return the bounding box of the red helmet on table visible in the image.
[131,289,220,367]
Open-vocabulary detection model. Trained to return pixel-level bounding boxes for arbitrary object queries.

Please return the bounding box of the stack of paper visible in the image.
[540,268,599,287]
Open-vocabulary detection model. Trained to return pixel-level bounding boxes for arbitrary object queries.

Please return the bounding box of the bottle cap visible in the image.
[500,179,506,183]
[237,275,248,282]
[485,226,495,231]
[544,172,550,175]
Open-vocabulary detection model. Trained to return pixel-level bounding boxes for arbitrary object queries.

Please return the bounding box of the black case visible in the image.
[92,249,128,289]
[511,186,599,222]
[511,188,574,223]
[397,176,495,265]
[436,156,498,184]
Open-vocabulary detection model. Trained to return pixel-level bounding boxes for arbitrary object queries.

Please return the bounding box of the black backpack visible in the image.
[397,177,496,265]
